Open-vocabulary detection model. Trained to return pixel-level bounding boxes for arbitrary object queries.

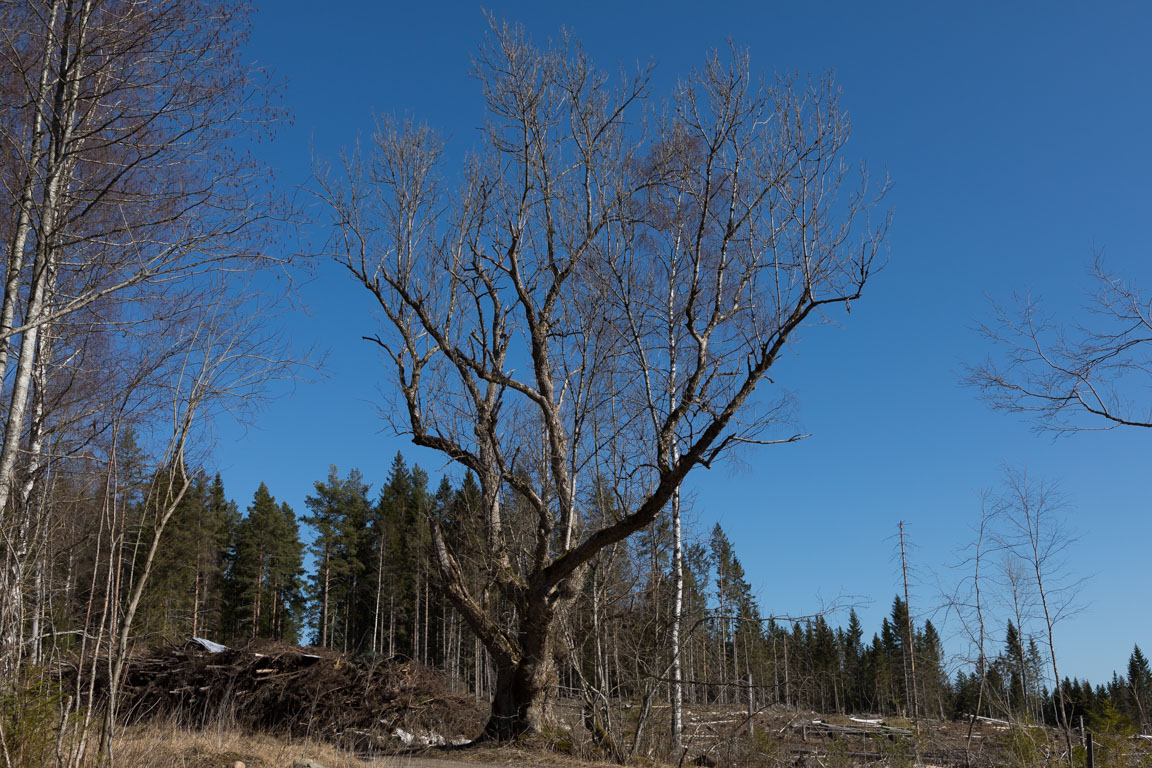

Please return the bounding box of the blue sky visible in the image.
[214,1,1152,684]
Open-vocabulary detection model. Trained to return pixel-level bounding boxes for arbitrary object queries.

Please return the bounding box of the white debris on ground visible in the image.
[191,637,229,653]
[968,714,1010,728]
[392,728,471,747]
[850,716,884,725]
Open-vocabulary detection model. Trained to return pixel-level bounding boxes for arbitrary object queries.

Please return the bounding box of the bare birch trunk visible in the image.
[321,549,331,647]
[192,566,201,638]
[960,498,992,767]
[413,574,420,660]
[717,576,727,705]
[783,632,791,708]
[0,0,58,388]
[1037,552,1074,765]
[253,546,263,638]
[899,522,920,734]
[372,539,383,654]
[101,465,194,758]
[0,0,89,520]
[0,0,90,669]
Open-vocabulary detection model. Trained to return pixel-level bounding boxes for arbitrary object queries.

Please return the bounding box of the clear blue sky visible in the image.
[215,1,1152,685]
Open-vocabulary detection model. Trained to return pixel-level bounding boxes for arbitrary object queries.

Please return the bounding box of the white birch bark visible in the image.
[671,479,684,753]
[0,0,90,658]
[0,0,59,387]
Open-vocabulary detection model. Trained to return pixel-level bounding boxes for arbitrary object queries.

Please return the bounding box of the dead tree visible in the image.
[897,522,920,736]
[317,20,887,740]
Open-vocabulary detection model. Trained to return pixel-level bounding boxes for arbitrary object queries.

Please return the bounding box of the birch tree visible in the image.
[317,21,887,739]
[0,0,286,656]
[992,469,1082,766]
[97,282,297,758]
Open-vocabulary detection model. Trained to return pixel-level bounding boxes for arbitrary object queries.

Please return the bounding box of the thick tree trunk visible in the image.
[484,652,558,739]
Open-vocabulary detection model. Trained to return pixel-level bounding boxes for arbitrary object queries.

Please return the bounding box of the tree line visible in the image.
[119,452,1151,746]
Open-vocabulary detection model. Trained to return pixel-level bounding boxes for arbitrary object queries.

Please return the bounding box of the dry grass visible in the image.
[108,724,628,768]
[437,742,627,768]
[111,722,374,768]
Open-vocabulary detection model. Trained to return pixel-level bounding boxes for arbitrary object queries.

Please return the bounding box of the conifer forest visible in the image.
[0,1,1150,767]
[84,454,1152,735]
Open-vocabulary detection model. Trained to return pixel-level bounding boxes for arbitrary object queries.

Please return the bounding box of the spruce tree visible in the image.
[1128,645,1152,730]
[888,596,913,715]
[134,471,208,639]
[843,609,865,711]
[918,620,950,719]
[375,453,414,657]
[708,525,736,702]
[271,501,306,642]
[202,474,240,639]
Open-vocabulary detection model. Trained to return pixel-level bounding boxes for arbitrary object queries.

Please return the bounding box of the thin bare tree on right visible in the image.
[991,468,1083,767]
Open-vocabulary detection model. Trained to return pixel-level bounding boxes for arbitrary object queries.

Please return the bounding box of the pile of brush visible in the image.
[78,639,485,750]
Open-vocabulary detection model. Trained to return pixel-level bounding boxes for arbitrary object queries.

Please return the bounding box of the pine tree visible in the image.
[227,483,305,642]
[303,466,345,647]
[302,465,371,649]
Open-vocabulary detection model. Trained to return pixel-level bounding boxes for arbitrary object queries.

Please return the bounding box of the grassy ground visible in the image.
[109,723,642,768]
[109,723,629,768]
[63,715,1152,768]
[111,723,374,768]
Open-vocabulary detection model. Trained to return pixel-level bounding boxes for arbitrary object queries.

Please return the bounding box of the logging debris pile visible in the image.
[95,639,486,750]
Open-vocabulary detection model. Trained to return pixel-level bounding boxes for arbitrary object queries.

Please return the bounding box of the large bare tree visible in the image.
[317,22,888,739]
